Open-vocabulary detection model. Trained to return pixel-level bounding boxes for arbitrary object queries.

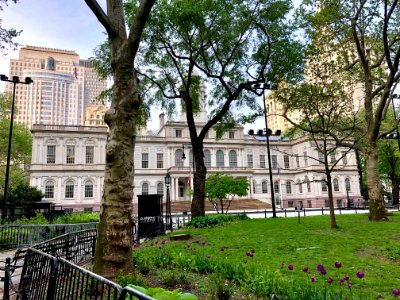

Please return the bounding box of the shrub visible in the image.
[51,212,99,224]
[117,272,148,288]
[185,214,249,228]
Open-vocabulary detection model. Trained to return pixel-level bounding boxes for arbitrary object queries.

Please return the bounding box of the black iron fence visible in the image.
[0,222,98,250]
[2,229,154,300]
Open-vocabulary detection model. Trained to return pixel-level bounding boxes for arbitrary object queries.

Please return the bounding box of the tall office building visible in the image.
[4,45,107,128]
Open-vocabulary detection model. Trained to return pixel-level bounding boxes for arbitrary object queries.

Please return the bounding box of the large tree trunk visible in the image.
[191,140,206,218]
[365,143,387,221]
[93,49,139,279]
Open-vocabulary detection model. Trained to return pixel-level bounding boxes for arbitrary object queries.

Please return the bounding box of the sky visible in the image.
[0,0,266,132]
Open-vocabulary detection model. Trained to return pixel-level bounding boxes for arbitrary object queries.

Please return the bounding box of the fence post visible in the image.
[3,257,11,300]
[284,209,287,218]
[321,207,324,215]
[264,210,267,219]
[45,259,59,300]
[303,209,306,217]
[20,275,30,300]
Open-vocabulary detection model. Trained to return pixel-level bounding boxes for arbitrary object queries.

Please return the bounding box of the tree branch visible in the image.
[84,0,116,37]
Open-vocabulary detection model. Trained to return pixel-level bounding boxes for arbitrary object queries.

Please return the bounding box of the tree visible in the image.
[205,172,249,214]
[297,0,400,221]
[0,0,21,53]
[84,0,155,279]
[132,0,303,218]
[378,109,400,206]
[0,93,32,197]
[277,80,358,229]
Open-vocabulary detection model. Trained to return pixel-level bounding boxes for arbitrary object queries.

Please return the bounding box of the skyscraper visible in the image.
[4,45,107,128]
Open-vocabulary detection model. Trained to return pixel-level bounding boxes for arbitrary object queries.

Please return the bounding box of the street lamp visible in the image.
[248,83,281,218]
[182,144,195,171]
[164,173,172,231]
[1,75,33,221]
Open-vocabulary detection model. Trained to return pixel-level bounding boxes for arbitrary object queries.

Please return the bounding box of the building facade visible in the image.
[29,118,364,212]
[4,46,107,128]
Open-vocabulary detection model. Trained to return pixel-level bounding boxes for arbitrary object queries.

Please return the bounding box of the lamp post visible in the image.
[164,173,172,231]
[248,83,280,218]
[1,75,33,221]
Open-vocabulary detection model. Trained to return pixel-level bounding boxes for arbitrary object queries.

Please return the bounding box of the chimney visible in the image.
[159,113,165,129]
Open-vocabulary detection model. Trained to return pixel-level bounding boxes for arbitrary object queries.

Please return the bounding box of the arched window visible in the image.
[262,181,268,193]
[142,182,149,195]
[157,182,164,195]
[274,180,280,194]
[65,180,74,198]
[45,181,54,199]
[297,180,303,194]
[204,150,211,168]
[345,177,351,191]
[175,149,184,167]
[286,181,292,194]
[229,150,237,167]
[216,150,224,167]
[85,181,93,198]
[333,178,340,192]
[305,176,311,193]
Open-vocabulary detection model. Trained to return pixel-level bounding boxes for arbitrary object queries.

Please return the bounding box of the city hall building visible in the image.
[29,110,363,211]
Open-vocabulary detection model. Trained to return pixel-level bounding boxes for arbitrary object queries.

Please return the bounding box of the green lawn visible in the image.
[132,213,400,299]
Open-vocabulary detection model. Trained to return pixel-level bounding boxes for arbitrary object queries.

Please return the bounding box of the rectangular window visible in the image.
[66,146,75,164]
[65,185,74,198]
[142,153,149,168]
[303,151,308,167]
[175,129,182,138]
[85,184,93,198]
[45,185,54,198]
[260,155,266,168]
[86,146,94,164]
[342,151,347,165]
[318,151,324,164]
[247,154,253,168]
[229,131,235,139]
[307,200,312,208]
[284,155,290,169]
[296,154,300,168]
[272,155,278,169]
[288,201,294,208]
[157,153,163,168]
[47,145,56,164]
[330,153,336,163]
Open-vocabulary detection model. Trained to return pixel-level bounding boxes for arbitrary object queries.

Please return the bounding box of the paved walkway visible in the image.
[0,249,23,298]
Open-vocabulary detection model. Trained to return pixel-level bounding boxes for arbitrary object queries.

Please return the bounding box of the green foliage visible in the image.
[10,212,49,225]
[117,272,148,288]
[205,173,249,214]
[208,274,234,300]
[51,212,100,224]
[0,182,43,205]
[126,285,199,300]
[185,214,249,228]
[131,214,400,299]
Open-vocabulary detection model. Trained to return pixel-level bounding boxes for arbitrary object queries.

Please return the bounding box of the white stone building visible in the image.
[29,113,364,211]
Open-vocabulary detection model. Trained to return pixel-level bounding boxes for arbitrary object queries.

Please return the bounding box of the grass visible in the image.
[131,213,400,299]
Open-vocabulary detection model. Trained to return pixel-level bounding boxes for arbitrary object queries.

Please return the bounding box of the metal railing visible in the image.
[0,223,98,250]
[17,248,153,300]
[2,229,154,300]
